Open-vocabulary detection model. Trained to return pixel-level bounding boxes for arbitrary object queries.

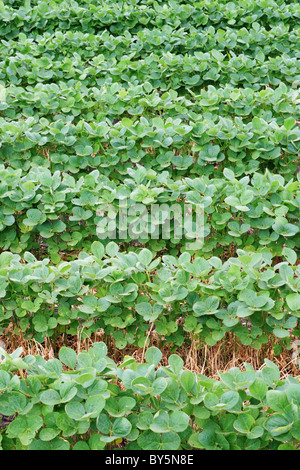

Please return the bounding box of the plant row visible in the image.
[1,21,299,61]
[3,81,299,137]
[0,111,299,179]
[1,0,299,38]
[0,343,299,450]
[0,164,298,258]
[0,245,299,348]
[2,48,299,91]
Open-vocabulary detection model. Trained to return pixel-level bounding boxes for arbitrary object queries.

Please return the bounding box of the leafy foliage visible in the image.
[0,344,299,450]
[0,0,299,451]
[0,246,299,349]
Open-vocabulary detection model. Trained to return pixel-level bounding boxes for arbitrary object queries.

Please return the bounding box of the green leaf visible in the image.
[180,370,196,394]
[264,413,294,437]
[91,241,105,260]
[282,247,297,265]
[88,434,106,450]
[283,117,295,131]
[169,411,189,432]
[266,391,290,412]
[233,414,255,434]
[24,209,43,226]
[7,415,43,446]
[138,248,153,266]
[39,427,60,441]
[59,347,77,369]
[286,294,300,312]
[73,441,90,450]
[160,431,181,450]
[40,389,61,406]
[112,417,132,437]
[65,402,86,421]
[0,371,10,391]
[138,430,160,450]
[249,378,268,401]
[150,412,169,433]
[85,395,106,417]
[145,347,162,367]
[168,354,184,375]
[106,242,119,257]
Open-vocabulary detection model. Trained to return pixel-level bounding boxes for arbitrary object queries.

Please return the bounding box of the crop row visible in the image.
[1,21,299,61]
[3,81,299,136]
[2,48,299,91]
[0,111,299,179]
[0,244,299,347]
[0,164,299,257]
[1,0,299,38]
[0,343,299,450]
